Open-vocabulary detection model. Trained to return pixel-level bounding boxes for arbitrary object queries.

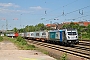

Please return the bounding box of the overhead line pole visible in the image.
[6,19,8,31]
[47,5,90,21]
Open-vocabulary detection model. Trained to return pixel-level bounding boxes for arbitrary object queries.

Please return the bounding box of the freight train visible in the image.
[6,29,79,45]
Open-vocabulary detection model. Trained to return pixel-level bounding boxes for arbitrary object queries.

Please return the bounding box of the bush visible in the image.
[16,36,35,50]
[17,36,23,42]
[0,36,3,42]
[16,36,27,45]
[61,53,67,60]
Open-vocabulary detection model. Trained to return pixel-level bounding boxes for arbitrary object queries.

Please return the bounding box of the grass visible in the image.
[37,48,49,55]
[3,36,36,50]
[61,53,67,60]
[0,36,3,42]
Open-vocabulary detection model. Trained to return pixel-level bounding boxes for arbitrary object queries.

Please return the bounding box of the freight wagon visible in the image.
[6,32,19,38]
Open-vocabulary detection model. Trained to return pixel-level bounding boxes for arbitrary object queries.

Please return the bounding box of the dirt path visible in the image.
[0,40,18,50]
[0,40,56,60]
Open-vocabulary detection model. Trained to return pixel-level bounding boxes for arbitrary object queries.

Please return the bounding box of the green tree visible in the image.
[86,24,90,39]
[13,27,18,33]
[24,25,29,32]
[35,23,46,31]
[18,23,47,32]
[62,22,75,29]
[18,28,24,33]
[62,24,69,29]
[29,25,35,32]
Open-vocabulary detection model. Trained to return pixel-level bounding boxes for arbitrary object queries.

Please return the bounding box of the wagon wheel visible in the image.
[41,39,45,42]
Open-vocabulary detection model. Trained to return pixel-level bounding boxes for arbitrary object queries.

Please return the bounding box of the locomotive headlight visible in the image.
[69,41,71,42]
[76,36,77,38]
[68,36,70,38]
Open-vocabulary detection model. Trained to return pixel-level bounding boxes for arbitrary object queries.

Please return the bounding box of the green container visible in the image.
[49,32,56,39]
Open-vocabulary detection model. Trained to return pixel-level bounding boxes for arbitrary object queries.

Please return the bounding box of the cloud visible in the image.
[0,4,45,14]
[29,6,43,10]
[0,3,32,14]
[0,8,33,14]
[16,10,33,13]
[0,8,14,13]
[0,3,20,8]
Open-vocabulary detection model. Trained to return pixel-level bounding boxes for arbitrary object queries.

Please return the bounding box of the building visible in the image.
[63,21,90,26]
[46,23,64,29]
[46,21,90,30]
[46,24,56,29]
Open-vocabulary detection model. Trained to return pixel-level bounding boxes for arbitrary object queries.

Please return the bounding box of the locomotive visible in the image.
[6,29,79,45]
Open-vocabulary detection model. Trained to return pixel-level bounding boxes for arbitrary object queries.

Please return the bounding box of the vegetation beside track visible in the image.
[0,36,3,42]
[3,36,35,50]
[38,48,67,60]
[61,53,67,60]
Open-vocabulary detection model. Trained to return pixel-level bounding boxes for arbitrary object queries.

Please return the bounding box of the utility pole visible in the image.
[2,25,4,31]
[20,14,22,28]
[6,19,8,31]
[1,18,8,31]
[50,21,52,24]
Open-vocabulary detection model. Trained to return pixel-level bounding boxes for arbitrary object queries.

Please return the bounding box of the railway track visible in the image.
[27,40,90,60]
[74,45,90,51]
[79,41,90,46]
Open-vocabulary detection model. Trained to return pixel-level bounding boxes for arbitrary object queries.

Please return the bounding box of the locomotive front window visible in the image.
[42,32,46,35]
[56,34,58,37]
[31,33,34,36]
[36,33,39,36]
[68,32,77,35]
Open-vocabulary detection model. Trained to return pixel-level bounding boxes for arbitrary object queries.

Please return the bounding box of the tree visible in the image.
[62,22,75,29]
[29,25,35,32]
[86,24,90,39]
[13,27,18,33]
[17,23,48,32]
[86,24,90,33]
[25,25,29,32]
[35,23,46,31]
[18,28,24,33]
[62,24,70,29]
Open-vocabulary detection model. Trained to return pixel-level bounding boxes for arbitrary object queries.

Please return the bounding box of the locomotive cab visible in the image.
[64,29,79,45]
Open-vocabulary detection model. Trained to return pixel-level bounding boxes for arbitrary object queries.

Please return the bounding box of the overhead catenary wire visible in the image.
[41,1,47,20]
[61,5,90,17]
[65,14,90,22]
[41,0,78,20]
[74,15,90,20]
[62,0,78,15]
[46,5,90,21]
[47,0,78,14]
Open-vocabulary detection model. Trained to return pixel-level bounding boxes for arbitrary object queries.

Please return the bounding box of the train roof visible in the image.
[49,30,64,32]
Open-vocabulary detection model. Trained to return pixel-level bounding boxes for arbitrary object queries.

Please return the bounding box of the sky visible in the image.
[0,0,90,30]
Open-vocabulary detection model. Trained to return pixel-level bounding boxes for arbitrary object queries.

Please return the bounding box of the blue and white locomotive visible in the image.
[48,29,79,45]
